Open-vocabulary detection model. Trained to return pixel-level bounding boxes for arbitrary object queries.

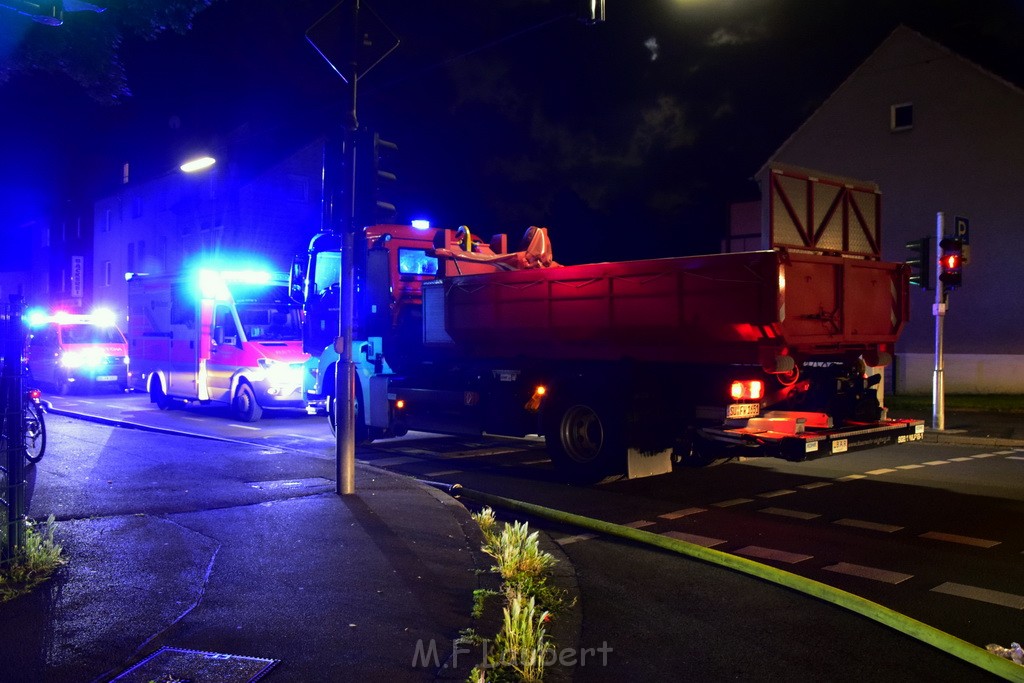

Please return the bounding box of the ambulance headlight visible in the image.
[61,349,104,369]
[258,358,303,386]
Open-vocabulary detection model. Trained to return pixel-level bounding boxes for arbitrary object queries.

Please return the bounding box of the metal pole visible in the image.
[3,296,26,561]
[335,0,360,495]
[932,212,945,431]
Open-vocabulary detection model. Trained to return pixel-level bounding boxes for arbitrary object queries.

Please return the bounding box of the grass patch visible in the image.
[886,394,1024,414]
[0,514,66,602]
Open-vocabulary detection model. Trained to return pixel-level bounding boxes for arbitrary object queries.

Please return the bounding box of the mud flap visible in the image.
[626,446,672,479]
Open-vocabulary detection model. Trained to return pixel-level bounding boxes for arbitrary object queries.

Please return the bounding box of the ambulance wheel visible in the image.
[233,382,263,422]
[151,379,171,410]
[544,394,626,484]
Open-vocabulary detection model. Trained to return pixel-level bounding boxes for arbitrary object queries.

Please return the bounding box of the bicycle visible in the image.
[23,387,46,464]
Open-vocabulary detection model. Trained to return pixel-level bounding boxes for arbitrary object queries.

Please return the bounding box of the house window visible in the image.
[891,103,913,131]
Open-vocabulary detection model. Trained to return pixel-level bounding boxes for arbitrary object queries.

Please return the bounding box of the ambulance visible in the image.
[126,268,318,421]
[26,309,129,394]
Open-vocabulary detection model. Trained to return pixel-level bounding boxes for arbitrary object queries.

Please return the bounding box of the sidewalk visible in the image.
[0,416,510,682]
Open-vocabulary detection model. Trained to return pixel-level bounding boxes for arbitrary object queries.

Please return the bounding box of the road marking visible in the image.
[994,450,1016,455]
[865,468,897,475]
[970,453,1000,459]
[624,520,656,529]
[923,460,950,466]
[556,533,597,546]
[834,518,903,533]
[931,582,1024,610]
[441,447,522,459]
[659,507,706,520]
[757,489,796,498]
[836,474,867,481]
[1009,456,1024,461]
[759,507,820,520]
[520,458,550,466]
[713,498,753,508]
[895,464,925,470]
[948,457,974,462]
[824,562,913,584]
[660,531,727,548]
[919,531,1000,548]
[366,456,420,467]
[229,424,261,431]
[422,469,462,477]
[735,545,812,564]
[798,481,832,490]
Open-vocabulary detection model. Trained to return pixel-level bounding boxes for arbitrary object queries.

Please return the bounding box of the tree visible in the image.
[0,0,218,102]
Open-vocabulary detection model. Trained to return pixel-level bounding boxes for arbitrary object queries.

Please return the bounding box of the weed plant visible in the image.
[0,514,65,602]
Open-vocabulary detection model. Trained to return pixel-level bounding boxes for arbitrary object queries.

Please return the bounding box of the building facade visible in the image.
[756,26,1024,393]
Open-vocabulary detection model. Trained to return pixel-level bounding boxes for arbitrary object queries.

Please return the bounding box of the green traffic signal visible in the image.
[905,236,933,290]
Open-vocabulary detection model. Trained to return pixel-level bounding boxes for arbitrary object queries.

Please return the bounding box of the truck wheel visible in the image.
[151,379,172,410]
[545,397,626,484]
[327,391,369,444]
[233,383,263,422]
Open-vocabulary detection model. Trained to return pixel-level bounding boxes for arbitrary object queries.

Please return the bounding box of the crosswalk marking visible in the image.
[659,507,706,520]
[931,582,1024,610]
[660,531,727,548]
[713,498,753,508]
[556,533,597,546]
[865,468,897,475]
[760,507,820,520]
[895,464,925,470]
[920,531,1000,548]
[824,562,913,584]
[757,489,796,498]
[834,518,903,533]
[798,481,832,490]
[624,520,656,529]
[836,474,867,481]
[736,545,812,564]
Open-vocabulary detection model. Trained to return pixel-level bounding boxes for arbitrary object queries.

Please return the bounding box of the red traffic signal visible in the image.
[938,237,963,289]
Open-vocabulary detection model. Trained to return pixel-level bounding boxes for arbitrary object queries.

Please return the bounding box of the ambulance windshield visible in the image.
[237,304,302,342]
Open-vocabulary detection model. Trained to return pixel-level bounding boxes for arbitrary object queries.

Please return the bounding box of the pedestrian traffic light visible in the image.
[355,128,398,228]
[905,236,933,290]
[939,237,963,289]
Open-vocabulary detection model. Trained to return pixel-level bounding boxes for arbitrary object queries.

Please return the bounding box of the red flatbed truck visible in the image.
[292,214,924,482]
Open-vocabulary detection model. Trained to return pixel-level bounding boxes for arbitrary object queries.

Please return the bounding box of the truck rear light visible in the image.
[730,379,764,401]
[394,399,406,410]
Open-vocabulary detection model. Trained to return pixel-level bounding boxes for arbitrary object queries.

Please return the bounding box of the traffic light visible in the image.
[905,236,933,290]
[939,237,963,289]
[354,128,398,228]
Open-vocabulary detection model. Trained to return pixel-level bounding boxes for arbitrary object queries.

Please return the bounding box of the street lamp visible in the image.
[180,156,216,173]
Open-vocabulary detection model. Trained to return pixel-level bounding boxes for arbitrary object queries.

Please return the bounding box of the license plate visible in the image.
[726,403,760,419]
[96,375,117,381]
[832,438,848,454]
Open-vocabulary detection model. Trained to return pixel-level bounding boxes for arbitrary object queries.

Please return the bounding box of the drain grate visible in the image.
[111,647,279,682]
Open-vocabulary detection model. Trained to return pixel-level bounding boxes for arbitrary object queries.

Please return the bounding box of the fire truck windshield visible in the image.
[61,324,126,344]
[237,304,302,342]
[313,251,341,294]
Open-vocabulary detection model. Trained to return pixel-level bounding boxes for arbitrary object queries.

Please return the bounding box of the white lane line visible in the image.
[229,424,261,431]
[366,456,421,467]
[834,518,903,533]
[798,481,833,490]
[895,464,925,470]
[520,459,550,465]
[713,498,753,508]
[659,507,706,520]
[948,457,974,462]
[994,450,1017,455]
[624,520,656,529]
[931,582,1024,610]
[971,453,1001,459]
[760,507,821,521]
[735,545,812,564]
[836,474,867,482]
[923,460,950,466]
[824,562,913,584]
[556,533,597,546]
[422,470,462,477]
[757,489,796,498]
[1009,456,1024,461]
[865,468,897,475]
[919,531,1001,548]
[661,531,727,548]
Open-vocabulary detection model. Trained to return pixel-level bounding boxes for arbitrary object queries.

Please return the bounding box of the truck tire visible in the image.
[327,390,369,444]
[544,395,626,484]
[233,382,263,422]
[151,379,172,410]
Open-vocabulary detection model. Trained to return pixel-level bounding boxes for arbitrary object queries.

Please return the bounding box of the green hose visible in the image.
[450,485,1024,682]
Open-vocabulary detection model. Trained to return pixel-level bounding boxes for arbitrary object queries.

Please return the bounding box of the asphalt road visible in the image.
[39,390,1024,680]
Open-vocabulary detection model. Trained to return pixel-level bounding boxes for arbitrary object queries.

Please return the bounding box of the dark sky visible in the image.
[4,0,1024,264]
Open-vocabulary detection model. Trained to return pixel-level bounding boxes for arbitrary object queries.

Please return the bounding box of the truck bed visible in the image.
[424,249,909,366]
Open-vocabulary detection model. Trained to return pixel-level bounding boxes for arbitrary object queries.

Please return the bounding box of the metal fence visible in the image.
[1,296,28,563]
